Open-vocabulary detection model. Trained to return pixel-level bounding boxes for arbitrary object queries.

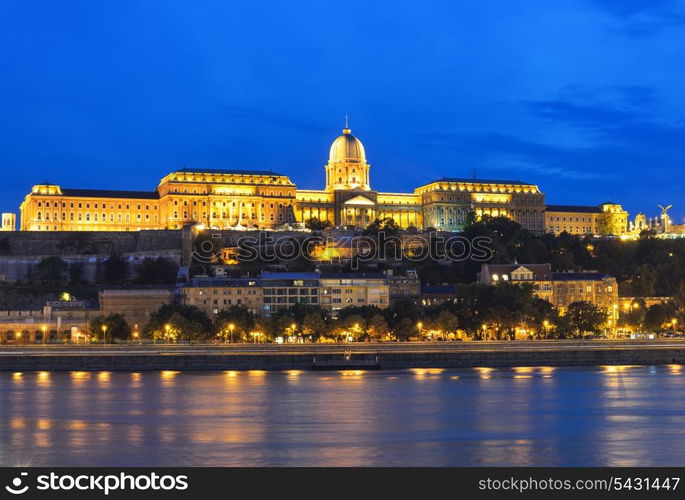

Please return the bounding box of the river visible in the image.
[1,365,683,466]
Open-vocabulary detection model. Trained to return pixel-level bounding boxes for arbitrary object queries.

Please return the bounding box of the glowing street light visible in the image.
[417,321,423,340]
[481,323,487,341]
[41,324,47,345]
[672,318,678,335]
[162,323,171,344]
[101,324,108,344]
[229,323,235,344]
[543,320,550,339]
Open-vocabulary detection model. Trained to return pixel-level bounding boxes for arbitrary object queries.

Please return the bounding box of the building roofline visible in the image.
[415,177,537,190]
[60,188,160,200]
[545,204,602,213]
[172,167,287,177]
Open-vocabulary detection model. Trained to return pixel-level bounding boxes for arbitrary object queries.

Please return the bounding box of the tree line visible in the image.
[85,279,685,343]
[27,255,179,286]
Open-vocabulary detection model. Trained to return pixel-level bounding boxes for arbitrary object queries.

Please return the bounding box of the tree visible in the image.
[144,304,212,342]
[103,253,128,284]
[393,317,416,341]
[596,212,623,236]
[69,261,85,284]
[367,314,389,341]
[89,314,131,342]
[363,217,400,236]
[644,302,677,332]
[305,217,332,231]
[214,306,256,342]
[340,314,365,341]
[137,257,179,284]
[433,310,459,337]
[0,237,10,255]
[562,302,607,337]
[301,312,327,340]
[35,256,68,285]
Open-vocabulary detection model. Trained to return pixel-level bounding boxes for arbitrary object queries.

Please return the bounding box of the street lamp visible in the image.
[101,324,108,344]
[229,323,235,344]
[672,318,677,336]
[417,321,423,340]
[481,323,487,341]
[163,323,170,344]
[41,324,47,345]
[353,322,360,342]
[543,320,550,340]
[290,322,296,341]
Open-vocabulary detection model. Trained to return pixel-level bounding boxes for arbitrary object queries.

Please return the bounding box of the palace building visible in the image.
[18,122,545,232]
[545,202,629,236]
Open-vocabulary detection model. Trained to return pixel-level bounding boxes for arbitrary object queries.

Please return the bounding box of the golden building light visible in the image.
[18,122,545,233]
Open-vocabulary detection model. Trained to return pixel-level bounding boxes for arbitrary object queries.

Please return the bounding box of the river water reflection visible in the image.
[1,365,684,466]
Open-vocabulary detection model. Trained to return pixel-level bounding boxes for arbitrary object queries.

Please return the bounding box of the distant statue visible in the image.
[658,204,673,233]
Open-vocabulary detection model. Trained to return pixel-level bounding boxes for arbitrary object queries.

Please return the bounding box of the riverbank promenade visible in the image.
[1,340,685,371]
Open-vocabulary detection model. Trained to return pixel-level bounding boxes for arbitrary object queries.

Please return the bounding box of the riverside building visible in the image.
[179,271,391,318]
[478,263,619,319]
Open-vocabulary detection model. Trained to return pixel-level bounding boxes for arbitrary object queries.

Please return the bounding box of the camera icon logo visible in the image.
[5,472,29,495]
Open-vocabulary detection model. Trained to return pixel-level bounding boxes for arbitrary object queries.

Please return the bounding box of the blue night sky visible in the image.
[2,0,685,221]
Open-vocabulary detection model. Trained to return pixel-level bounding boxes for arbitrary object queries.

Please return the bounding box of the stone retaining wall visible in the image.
[1,347,683,371]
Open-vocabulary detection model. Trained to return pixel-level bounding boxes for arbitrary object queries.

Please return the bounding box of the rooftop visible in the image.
[419,177,536,188]
[546,204,602,214]
[173,167,286,177]
[551,272,613,281]
[61,188,159,200]
[320,272,386,279]
[260,272,321,280]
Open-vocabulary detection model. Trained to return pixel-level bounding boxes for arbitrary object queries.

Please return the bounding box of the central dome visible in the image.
[329,127,366,163]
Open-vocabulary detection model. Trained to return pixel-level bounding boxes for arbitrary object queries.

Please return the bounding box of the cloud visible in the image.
[591,0,680,18]
[409,82,685,187]
[589,0,685,35]
[522,89,685,158]
[411,130,613,181]
[522,100,638,129]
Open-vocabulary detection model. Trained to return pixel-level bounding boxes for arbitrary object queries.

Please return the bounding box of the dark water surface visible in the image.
[1,365,684,466]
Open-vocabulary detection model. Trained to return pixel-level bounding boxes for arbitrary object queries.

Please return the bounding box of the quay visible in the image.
[1,341,685,371]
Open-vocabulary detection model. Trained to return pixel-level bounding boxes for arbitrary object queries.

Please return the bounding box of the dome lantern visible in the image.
[325,118,371,191]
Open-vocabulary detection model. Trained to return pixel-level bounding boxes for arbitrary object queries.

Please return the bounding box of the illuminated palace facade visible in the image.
[19,124,545,232]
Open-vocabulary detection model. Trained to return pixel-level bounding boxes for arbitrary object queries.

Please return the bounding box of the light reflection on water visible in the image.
[0,366,684,467]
